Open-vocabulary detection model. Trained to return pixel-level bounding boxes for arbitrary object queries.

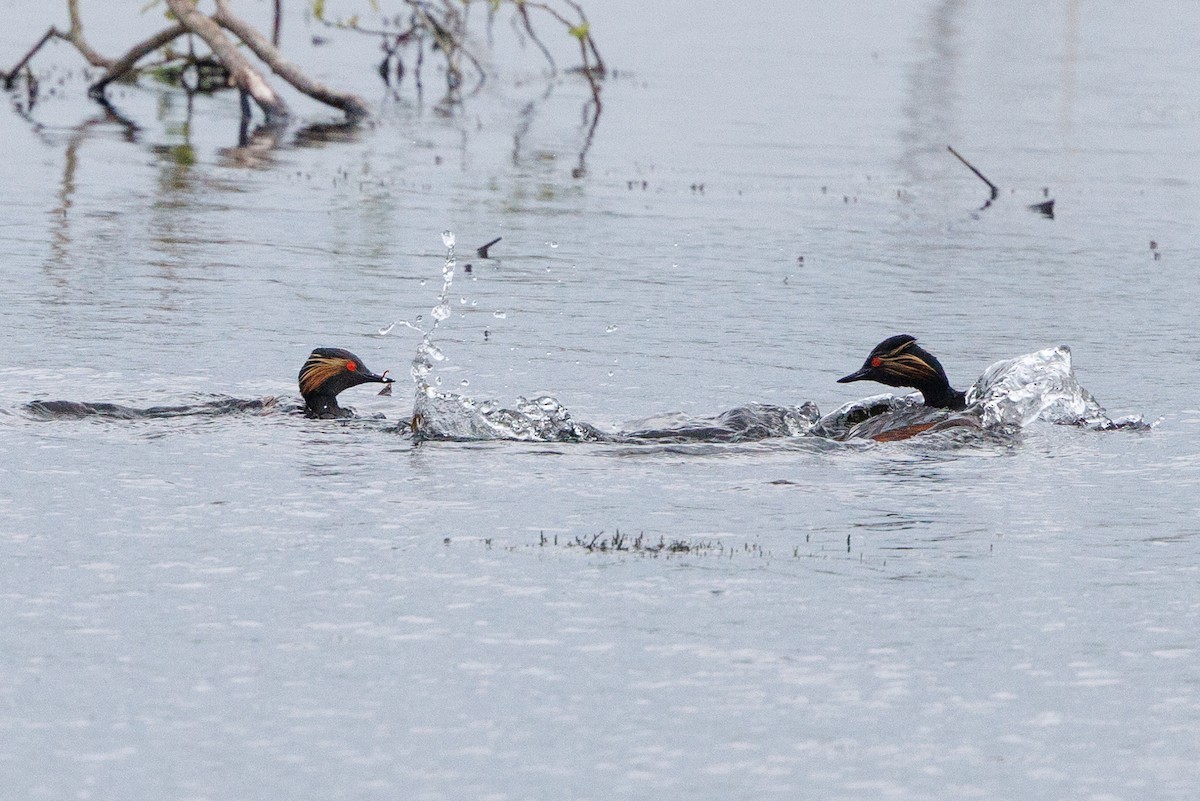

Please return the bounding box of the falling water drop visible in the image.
[493,311,507,319]
[549,241,559,248]
[441,230,456,249]
[378,321,397,336]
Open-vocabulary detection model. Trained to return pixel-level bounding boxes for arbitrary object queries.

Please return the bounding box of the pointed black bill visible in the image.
[837,367,872,384]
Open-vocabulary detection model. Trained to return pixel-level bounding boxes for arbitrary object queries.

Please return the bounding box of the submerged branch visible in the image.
[947,145,999,204]
[947,145,1055,217]
[3,0,112,88]
[9,0,602,136]
[213,0,370,120]
[164,0,289,122]
[2,28,58,89]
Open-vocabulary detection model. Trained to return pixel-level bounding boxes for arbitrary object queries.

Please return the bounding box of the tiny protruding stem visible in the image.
[271,0,282,48]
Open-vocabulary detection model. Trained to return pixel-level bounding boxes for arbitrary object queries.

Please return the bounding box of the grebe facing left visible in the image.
[838,335,966,411]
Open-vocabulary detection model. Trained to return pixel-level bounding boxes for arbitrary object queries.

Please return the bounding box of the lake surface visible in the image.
[2,1,1199,798]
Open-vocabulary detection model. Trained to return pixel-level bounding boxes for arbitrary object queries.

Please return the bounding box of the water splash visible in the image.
[413,391,604,442]
[23,396,281,420]
[402,239,1143,444]
[410,232,458,399]
[969,346,1147,431]
[407,233,600,442]
[622,403,822,443]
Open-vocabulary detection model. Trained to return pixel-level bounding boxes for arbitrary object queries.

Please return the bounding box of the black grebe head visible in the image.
[838,334,966,410]
[299,348,393,418]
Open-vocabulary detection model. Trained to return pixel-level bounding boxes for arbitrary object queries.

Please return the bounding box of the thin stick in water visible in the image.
[947,145,999,200]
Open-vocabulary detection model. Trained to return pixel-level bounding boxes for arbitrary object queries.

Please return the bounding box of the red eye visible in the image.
[870,357,882,368]
[346,361,357,372]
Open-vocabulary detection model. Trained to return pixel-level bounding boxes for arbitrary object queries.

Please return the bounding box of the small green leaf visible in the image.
[312,0,326,21]
[170,144,196,167]
[569,22,589,40]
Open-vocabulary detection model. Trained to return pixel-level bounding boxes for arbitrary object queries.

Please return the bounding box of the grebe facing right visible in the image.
[299,348,393,418]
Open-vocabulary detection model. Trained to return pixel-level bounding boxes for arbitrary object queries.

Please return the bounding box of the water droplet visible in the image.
[432,303,451,322]
[415,314,424,322]
[605,324,618,333]
[441,230,455,248]
[378,321,397,336]
[459,297,467,305]
[419,279,427,286]
[493,311,507,319]
[460,379,470,387]
[549,241,559,248]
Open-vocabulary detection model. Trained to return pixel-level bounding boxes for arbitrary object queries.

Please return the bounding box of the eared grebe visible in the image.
[838,335,967,410]
[299,348,394,418]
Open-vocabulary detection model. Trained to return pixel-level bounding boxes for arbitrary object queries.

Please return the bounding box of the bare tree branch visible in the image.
[3,28,58,88]
[212,0,370,120]
[3,0,112,87]
[88,23,188,98]
[61,0,113,69]
[164,0,290,122]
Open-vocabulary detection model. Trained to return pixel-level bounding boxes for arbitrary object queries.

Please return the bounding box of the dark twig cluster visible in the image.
[3,1,605,166]
[559,530,711,556]
[313,0,604,107]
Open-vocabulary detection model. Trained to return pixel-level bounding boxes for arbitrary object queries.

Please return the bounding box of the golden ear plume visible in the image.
[886,352,940,381]
[299,354,349,395]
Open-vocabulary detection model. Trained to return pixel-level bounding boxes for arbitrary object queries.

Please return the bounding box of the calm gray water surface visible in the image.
[2,1,1199,798]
